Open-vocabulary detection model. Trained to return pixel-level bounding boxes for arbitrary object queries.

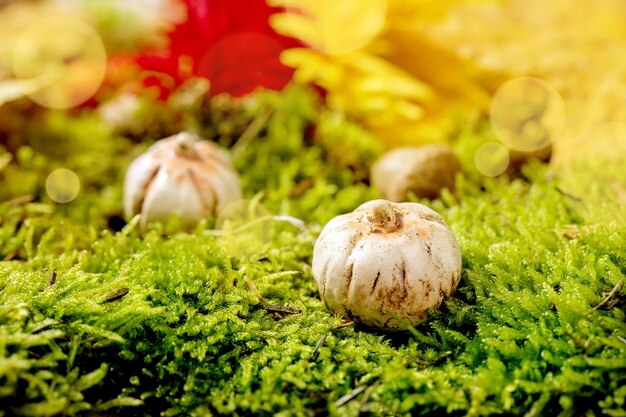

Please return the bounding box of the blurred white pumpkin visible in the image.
[124,132,242,229]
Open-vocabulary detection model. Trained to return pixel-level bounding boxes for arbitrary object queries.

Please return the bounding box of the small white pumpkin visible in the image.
[124,132,242,229]
[312,199,462,330]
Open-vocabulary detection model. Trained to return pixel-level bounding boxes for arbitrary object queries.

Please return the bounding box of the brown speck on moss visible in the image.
[47,271,56,287]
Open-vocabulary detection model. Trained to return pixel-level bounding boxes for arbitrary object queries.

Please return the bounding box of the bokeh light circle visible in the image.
[215,199,275,258]
[11,14,107,109]
[474,142,510,177]
[490,77,565,152]
[274,0,387,55]
[46,168,81,203]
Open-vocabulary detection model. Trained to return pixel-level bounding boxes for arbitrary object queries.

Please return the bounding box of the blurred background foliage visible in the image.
[1,0,625,214]
[1,0,625,161]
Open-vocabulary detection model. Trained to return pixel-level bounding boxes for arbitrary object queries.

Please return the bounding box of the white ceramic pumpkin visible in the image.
[312,199,462,330]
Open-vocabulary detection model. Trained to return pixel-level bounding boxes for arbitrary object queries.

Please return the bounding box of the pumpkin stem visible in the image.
[174,133,198,157]
[367,200,401,232]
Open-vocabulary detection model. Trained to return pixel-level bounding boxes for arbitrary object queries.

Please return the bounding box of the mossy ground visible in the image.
[1,87,625,417]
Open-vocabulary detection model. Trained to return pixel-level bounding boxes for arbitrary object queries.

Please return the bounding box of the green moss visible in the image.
[1,86,625,416]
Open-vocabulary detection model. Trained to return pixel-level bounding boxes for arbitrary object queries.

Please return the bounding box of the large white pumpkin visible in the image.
[312,199,462,330]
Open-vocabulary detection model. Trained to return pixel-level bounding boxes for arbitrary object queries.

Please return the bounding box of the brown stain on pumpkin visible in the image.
[399,261,407,293]
[344,262,355,294]
[370,271,381,295]
[383,317,396,328]
[376,261,409,310]
[320,263,330,295]
[412,222,434,240]
[348,231,363,247]
[439,285,448,299]
[423,240,432,256]
[450,271,459,289]
[423,279,434,297]
[343,307,365,324]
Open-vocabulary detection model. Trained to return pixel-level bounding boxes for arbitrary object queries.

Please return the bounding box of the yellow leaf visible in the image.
[269,13,321,49]
[280,49,344,86]
[269,0,387,55]
[271,0,496,145]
